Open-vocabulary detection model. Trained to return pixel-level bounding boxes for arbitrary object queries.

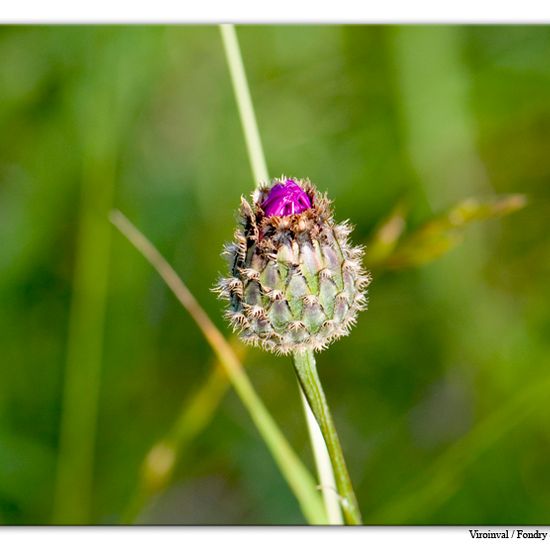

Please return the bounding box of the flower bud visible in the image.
[215,177,371,355]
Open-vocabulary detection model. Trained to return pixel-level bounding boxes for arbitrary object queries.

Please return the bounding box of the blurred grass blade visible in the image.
[366,202,407,267]
[53,39,119,525]
[54,161,114,524]
[370,368,550,523]
[390,26,491,209]
[53,29,163,524]
[381,194,526,270]
[110,210,326,525]
[122,344,242,523]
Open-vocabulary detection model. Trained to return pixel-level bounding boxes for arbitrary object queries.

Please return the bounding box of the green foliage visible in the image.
[369,194,526,270]
[0,25,549,525]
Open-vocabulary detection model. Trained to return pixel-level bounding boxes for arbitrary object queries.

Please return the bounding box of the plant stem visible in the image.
[293,350,363,525]
[110,210,326,525]
[220,24,343,523]
[220,24,269,186]
[299,387,344,525]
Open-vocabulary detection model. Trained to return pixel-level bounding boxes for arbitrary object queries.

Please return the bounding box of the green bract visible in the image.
[215,178,371,355]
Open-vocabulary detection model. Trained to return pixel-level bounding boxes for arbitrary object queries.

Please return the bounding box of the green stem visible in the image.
[299,387,344,525]
[293,350,363,525]
[220,24,343,524]
[220,24,269,186]
[111,211,327,525]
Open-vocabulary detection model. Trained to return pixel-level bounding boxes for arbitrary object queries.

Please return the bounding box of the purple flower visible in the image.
[262,179,312,217]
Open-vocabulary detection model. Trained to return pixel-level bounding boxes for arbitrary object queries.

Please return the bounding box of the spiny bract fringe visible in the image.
[214,177,371,355]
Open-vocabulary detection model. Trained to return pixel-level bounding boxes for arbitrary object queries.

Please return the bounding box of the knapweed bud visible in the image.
[215,177,371,355]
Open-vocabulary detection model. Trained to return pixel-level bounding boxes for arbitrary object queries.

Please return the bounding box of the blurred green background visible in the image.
[0,25,549,525]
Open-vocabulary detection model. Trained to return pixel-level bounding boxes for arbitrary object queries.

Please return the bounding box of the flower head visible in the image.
[215,177,371,355]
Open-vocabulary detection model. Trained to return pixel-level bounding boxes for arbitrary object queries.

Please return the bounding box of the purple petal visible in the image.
[262,179,312,217]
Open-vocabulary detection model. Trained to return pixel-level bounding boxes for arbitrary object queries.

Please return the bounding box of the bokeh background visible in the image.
[0,25,549,525]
